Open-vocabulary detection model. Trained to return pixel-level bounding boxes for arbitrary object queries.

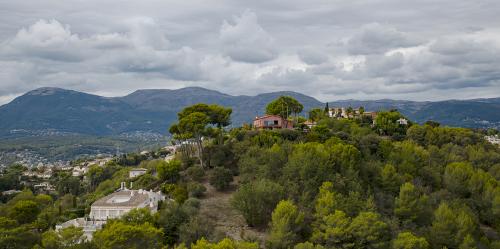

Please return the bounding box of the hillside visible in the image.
[1,112,499,249]
[0,87,499,138]
[0,87,324,137]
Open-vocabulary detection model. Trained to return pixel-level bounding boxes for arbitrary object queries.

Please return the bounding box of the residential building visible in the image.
[129,168,147,178]
[56,183,165,240]
[303,120,317,129]
[72,166,88,177]
[328,107,348,118]
[253,115,293,129]
[89,184,164,220]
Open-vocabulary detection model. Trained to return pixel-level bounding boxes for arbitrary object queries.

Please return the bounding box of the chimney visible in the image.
[130,182,133,189]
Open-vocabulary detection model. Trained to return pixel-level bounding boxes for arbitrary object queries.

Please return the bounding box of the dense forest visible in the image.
[1,96,500,249]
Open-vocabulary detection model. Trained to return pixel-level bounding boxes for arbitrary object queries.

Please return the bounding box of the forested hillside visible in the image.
[1,98,499,249]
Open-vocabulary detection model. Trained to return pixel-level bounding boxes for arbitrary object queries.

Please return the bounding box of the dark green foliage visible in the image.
[231,179,285,227]
[266,96,304,119]
[157,159,181,183]
[375,110,409,136]
[157,202,190,245]
[185,166,205,182]
[9,200,40,224]
[1,99,500,249]
[209,167,233,191]
[187,182,207,198]
[93,220,163,249]
[178,215,217,246]
[120,208,155,225]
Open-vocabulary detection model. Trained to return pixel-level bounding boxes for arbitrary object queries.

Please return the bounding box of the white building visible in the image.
[397,118,408,125]
[328,107,348,118]
[485,135,500,145]
[56,183,165,240]
[89,185,163,220]
[72,166,88,177]
[129,168,147,178]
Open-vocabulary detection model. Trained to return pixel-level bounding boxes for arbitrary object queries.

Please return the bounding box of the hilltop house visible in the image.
[253,115,293,129]
[56,183,165,240]
[328,107,378,119]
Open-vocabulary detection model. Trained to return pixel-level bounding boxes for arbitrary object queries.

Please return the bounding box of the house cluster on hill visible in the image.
[252,106,387,130]
[327,107,377,120]
[56,182,165,240]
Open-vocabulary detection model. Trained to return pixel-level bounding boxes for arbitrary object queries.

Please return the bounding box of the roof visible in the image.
[130,168,147,172]
[92,190,149,207]
[254,114,284,120]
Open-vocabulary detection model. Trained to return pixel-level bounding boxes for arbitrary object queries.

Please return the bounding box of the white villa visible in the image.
[56,183,165,240]
[89,183,163,220]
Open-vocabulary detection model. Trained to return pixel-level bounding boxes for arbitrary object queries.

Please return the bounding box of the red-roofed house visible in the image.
[253,115,293,129]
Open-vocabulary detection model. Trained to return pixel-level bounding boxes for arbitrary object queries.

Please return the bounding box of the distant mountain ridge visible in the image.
[0,87,499,137]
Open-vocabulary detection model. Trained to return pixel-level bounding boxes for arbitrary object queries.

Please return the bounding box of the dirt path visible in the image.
[199,178,267,243]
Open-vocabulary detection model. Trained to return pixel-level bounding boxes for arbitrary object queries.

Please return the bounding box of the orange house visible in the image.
[253,115,293,129]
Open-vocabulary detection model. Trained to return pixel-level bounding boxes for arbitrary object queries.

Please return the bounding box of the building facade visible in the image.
[253,115,293,129]
[129,168,147,178]
[56,183,165,240]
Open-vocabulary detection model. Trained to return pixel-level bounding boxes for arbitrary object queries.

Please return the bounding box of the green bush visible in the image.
[186,166,205,182]
[209,167,233,191]
[187,182,207,198]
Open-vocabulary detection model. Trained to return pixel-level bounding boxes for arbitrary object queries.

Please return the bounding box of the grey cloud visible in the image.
[347,23,423,55]
[1,0,500,103]
[298,48,329,65]
[258,67,316,87]
[219,10,277,63]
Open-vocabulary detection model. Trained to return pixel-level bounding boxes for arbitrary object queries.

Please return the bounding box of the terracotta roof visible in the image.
[254,114,283,120]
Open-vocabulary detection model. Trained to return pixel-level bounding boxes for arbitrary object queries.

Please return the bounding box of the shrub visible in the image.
[231,179,284,227]
[187,182,207,198]
[186,166,205,182]
[209,167,233,191]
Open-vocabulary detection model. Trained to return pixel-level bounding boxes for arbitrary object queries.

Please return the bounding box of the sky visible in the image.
[1,0,500,105]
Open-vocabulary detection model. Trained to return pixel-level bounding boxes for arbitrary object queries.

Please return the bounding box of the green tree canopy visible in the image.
[231,179,285,227]
[93,220,163,249]
[266,96,304,119]
[392,232,429,249]
[266,200,305,249]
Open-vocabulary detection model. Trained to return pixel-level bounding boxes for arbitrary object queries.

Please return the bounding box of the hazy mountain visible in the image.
[0,87,323,137]
[0,87,499,137]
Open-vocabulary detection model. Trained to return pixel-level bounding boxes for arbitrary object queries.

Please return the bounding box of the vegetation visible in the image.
[1,96,500,249]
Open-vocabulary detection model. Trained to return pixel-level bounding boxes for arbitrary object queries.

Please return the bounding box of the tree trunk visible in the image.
[196,137,204,168]
[218,127,224,145]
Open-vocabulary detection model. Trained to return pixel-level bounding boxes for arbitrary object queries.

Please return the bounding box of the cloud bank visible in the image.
[0,0,500,104]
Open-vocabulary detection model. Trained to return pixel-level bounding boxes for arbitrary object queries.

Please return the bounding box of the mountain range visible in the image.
[0,87,499,137]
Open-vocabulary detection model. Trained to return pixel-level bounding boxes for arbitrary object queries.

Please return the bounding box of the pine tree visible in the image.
[267,200,305,249]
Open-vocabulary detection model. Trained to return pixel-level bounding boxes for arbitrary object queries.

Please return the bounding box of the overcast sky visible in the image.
[1,0,500,104]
